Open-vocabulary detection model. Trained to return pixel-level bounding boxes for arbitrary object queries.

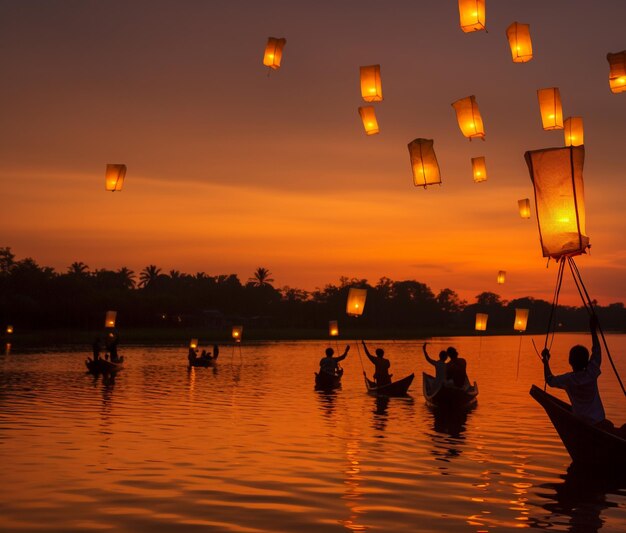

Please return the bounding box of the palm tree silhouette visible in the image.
[248,267,274,287]
[67,262,90,276]
[117,267,136,289]
[139,265,162,288]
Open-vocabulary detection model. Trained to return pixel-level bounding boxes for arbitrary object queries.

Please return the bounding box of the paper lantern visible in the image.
[232,325,243,342]
[329,320,339,337]
[606,51,626,94]
[105,164,126,192]
[358,106,380,135]
[104,311,117,328]
[524,146,589,259]
[506,22,533,63]
[360,65,383,102]
[497,271,506,284]
[471,156,487,183]
[189,338,198,349]
[452,95,485,140]
[458,0,486,33]
[475,313,488,331]
[564,117,584,147]
[514,308,529,332]
[408,138,442,188]
[537,88,563,130]
[518,198,531,219]
[346,288,367,317]
[6,325,13,334]
[263,37,286,70]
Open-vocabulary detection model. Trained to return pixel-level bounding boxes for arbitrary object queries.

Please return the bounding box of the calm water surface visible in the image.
[1,335,625,532]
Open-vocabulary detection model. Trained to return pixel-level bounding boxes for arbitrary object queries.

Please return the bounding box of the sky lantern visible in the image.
[104,310,117,328]
[606,51,626,93]
[232,325,243,342]
[497,270,506,284]
[458,0,486,33]
[358,106,380,135]
[564,116,584,147]
[263,37,286,70]
[408,138,442,188]
[105,164,126,192]
[329,320,339,337]
[471,156,487,183]
[537,88,563,130]
[506,22,533,63]
[6,325,13,334]
[452,96,485,140]
[514,308,529,332]
[524,146,589,259]
[189,338,198,349]
[360,65,383,102]
[475,313,488,331]
[518,198,531,219]
[346,288,367,317]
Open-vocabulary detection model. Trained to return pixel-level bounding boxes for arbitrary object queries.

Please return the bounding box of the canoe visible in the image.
[364,372,414,397]
[86,356,124,374]
[189,357,216,368]
[315,371,342,391]
[422,372,478,409]
[530,384,626,469]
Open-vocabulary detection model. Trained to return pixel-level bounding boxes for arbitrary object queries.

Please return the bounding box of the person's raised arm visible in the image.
[542,348,555,386]
[362,340,376,363]
[589,315,601,367]
[337,345,350,361]
[422,342,436,366]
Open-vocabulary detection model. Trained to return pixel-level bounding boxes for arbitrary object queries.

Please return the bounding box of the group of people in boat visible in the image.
[91,333,121,363]
[188,344,220,365]
[422,343,469,389]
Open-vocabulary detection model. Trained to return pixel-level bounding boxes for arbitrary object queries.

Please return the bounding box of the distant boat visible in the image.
[86,356,124,374]
[530,384,626,469]
[422,372,478,409]
[364,372,414,397]
[314,371,342,391]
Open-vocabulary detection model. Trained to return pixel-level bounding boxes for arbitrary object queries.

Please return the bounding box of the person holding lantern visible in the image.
[362,341,391,386]
[319,345,350,377]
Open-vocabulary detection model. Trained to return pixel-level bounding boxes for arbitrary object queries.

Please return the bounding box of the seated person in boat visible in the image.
[362,341,391,386]
[423,342,448,388]
[445,347,468,388]
[199,345,220,362]
[319,345,350,376]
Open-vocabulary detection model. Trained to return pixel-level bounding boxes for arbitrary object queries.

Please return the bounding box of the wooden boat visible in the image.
[315,371,342,391]
[86,356,124,374]
[530,384,626,469]
[364,372,414,397]
[189,357,216,368]
[422,372,478,409]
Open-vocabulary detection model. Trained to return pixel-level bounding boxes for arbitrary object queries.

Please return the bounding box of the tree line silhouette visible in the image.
[1,247,624,335]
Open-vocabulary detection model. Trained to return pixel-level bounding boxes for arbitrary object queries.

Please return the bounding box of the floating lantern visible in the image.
[358,106,380,135]
[458,0,486,33]
[471,156,487,183]
[6,325,13,334]
[346,288,367,317]
[524,146,589,259]
[104,311,117,328]
[475,313,488,331]
[506,22,533,63]
[537,88,563,130]
[360,65,383,102]
[407,138,442,188]
[518,198,531,219]
[263,37,286,70]
[189,338,198,349]
[452,95,485,140]
[329,320,339,337]
[232,325,243,342]
[564,117,584,147]
[606,51,626,94]
[497,271,506,284]
[105,164,126,192]
[514,308,529,332]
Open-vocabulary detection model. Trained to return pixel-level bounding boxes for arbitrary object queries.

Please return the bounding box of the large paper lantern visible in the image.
[497,271,506,284]
[458,0,486,33]
[358,106,380,135]
[518,198,531,219]
[564,117,584,147]
[524,146,589,259]
[537,88,563,130]
[232,325,243,342]
[408,138,442,188]
[514,308,529,332]
[346,288,367,317]
[189,338,198,349]
[606,51,626,94]
[104,310,117,328]
[263,37,286,70]
[452,95,485,140]
[329,320,339,337]
[360,65,383,102]
[471,156,487,183]
[506,22,533,63]
[475,313,488,331]
[105,164,126,192]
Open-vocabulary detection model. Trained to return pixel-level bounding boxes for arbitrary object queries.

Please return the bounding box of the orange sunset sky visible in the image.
[0,1,624,306]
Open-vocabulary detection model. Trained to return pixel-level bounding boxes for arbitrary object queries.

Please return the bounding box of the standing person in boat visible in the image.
[319,345,350,377]
[92,337,102,362]
[445,346,468,388]
[423,342,448,388]
[362,341,392,386]
[188,346,198,364]
[542,316,607,426]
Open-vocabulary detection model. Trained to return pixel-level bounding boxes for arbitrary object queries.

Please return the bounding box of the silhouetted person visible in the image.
[319,345,350,377]
[423,342,448,388]
[362,340,391,386]
[188,346,198,364]
[445,346,468,388]
[92,337,101,361]
[212,344,219,361]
